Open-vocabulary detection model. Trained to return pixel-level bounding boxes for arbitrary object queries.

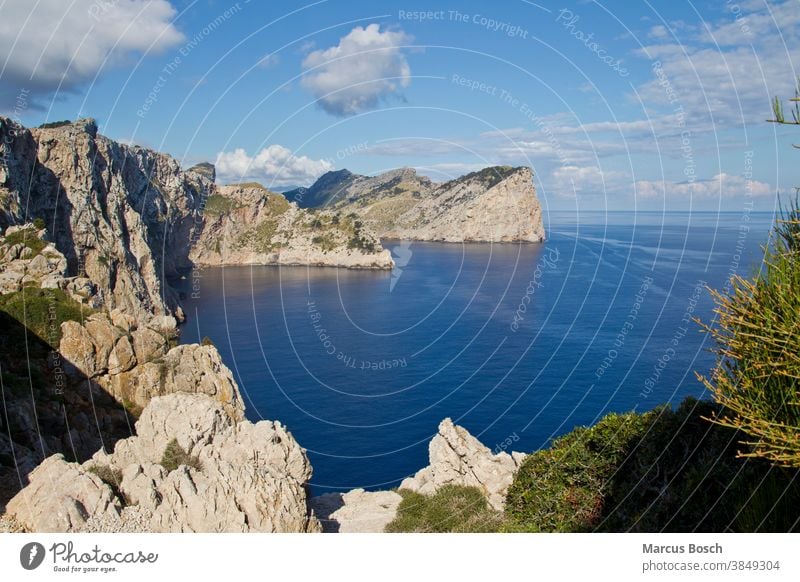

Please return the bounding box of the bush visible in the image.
[385,485,505,533]
[160,438,202,473]
[0,288,90,347]
[2,226,46,257]
[698,199,800,467]
[200,336,214,347]
[503,409,654,532]
[32,217,46,230]
[503,399,800,532]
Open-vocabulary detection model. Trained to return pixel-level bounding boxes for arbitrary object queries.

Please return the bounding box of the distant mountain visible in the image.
[289,165,545,243]
[283,169,357,208]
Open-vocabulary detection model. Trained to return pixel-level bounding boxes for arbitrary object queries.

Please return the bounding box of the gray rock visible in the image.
[399,418,525,511]
[6,455,121,532]
[311,489,402,533]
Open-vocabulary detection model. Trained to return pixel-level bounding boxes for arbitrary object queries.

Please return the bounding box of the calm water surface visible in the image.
[178,211,775,494]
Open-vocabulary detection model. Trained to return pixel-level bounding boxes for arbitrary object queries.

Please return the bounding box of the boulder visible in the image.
[311,489,402,533]
[6,455,121,532]
[399,418,525,511]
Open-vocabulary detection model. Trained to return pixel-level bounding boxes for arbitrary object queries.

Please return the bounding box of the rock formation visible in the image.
[399,418,526,511]
[7,393,320,532]
[0,117,211,322]
[191,182,393,269]
[286,166,545,243]
[310,489,402,533]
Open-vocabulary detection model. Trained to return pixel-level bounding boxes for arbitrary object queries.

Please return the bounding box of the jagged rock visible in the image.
[311,489,402,533]
[0,118,210,321]
[6,455,121,532]
[8,394,320,533]
[130,327,167,364]
[399,418,525,511]
[108,335,137,374]
[99,343,244,420]
[110,308,137,332]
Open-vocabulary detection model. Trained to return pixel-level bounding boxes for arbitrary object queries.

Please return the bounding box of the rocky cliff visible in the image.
[286,166,545,243]
[191,182,393,269]
[0,117,211,322]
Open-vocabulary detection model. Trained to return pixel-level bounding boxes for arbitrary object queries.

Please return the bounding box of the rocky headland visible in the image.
[286,165,545,243]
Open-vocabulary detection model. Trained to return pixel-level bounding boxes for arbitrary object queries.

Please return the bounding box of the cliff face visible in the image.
[293,166,545,243]
[0,117,210,322]
[191,183,393,269]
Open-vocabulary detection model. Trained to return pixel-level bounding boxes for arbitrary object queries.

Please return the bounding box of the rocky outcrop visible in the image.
[289,166,545,243]
[58,313,243,419]
[191,183,393,269]
[0,117,212,322]
[7,393,320,533]
[399,418,526,511]
[310,489,402,533]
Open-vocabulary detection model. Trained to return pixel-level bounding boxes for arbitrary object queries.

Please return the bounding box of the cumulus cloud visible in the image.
[301,24,412,117]
[0,0,183,111]
[635,173,772,199]
[215,146,333,188]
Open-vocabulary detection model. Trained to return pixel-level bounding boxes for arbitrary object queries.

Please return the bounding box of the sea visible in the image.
[178,211,776,495]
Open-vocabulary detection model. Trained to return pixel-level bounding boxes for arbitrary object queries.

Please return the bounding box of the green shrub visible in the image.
[503,399,800,532]
[160,438,202,473]
[38,120,72,129]
[385,485,505,533]
[0,288,90,348]
[3,227,46,257]
[32,217,46,230]
[203,194,240,216]
[503,409,654,532]
[698,199,800,467]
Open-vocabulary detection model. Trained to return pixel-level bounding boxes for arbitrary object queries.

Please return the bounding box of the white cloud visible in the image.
[0,0,183,110]
[215,146,333,188]
[301,24,412,117]
[634,0,800,126]
[635,173,772,199]
[257,53,280,69]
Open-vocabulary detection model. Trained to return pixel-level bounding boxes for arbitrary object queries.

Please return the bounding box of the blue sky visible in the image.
[1,0,799,210]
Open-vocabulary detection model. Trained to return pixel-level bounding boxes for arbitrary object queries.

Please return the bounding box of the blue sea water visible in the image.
[178,211,776,494]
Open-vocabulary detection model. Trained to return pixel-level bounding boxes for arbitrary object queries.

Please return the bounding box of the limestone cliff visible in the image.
[191,182,393,269]
[0,117,210,322]
[288,166,545,243]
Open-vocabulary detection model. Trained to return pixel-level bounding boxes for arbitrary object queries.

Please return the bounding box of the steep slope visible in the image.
[192,182,393,269]
[0,117,209,322]
[283,169,357,208]
[296,166,545,242]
